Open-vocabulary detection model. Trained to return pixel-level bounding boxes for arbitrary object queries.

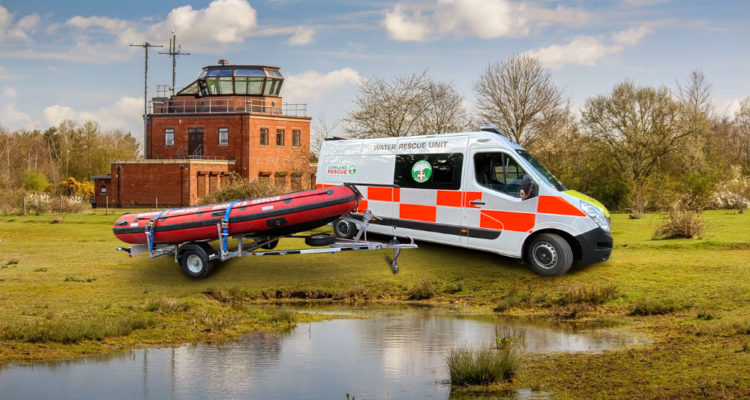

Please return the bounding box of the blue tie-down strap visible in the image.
[221,200,242,253]
[147,208,174,252]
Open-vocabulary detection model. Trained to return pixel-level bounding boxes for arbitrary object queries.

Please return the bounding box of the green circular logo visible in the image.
[348,165,357,175]
[411,160,432,183]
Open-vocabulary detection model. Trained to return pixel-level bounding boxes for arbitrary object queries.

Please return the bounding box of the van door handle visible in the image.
[469,201,485,206]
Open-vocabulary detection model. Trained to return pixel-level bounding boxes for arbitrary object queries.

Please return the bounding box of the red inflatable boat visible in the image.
[113,185,360,245]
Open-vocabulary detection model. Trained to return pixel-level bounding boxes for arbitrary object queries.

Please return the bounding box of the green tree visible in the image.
[23,170,49,193]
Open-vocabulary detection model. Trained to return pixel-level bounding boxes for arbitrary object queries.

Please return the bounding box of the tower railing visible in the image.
[149,98,307,117]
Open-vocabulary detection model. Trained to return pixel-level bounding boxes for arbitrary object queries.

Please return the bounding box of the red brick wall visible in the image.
[93,178,112,208]
[248,117,312,189]
[109,161,233,207]
[146,111,313,191]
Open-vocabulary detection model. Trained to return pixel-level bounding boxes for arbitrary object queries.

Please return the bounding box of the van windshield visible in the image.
[516,150,567,191]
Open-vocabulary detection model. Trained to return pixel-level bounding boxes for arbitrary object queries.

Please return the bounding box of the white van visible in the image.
[316,128,612,275]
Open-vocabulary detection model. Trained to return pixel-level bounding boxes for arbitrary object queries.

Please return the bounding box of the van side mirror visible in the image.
[520,175,538,200]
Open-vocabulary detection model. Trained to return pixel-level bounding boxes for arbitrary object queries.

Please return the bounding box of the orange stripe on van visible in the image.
[357,200,369,212]
[436,190,462,207]
[480,210,535,232]
[537,196,585,217]
[393,187,400,202]
[400,204,437,222]
[316,184,336,189]
[463,192,482,208]
[367,187,393,202]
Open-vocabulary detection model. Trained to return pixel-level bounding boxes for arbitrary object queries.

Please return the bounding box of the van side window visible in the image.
[474,152,526,197]
[394,153,463,190]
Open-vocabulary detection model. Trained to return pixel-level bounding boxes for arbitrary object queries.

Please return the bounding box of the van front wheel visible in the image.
[526,233,573,276]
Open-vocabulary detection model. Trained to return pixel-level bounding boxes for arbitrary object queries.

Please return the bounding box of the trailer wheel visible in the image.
[179,245,213,279]
[525,233,573,276]
[305,233,336,247]
[333,217,357,239]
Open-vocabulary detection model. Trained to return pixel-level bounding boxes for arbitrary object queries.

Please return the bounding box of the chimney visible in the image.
[218,59,229,66]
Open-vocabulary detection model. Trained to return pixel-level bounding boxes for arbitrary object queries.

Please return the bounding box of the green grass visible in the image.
[448,344,520,386]
[0,209,748,398]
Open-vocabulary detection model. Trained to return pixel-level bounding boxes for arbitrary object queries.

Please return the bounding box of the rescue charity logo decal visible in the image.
[327,165,357,175]
[411,160,432,183]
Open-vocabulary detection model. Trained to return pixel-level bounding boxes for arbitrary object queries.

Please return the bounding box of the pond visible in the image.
[0,306,648,399]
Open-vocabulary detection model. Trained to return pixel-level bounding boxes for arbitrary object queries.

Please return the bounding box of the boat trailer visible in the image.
[116,210,417,279]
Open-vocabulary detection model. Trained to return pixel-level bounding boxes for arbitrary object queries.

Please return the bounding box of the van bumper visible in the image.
[574,228,613,266]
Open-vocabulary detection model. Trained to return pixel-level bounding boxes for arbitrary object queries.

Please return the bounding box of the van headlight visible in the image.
[581,201,610,233]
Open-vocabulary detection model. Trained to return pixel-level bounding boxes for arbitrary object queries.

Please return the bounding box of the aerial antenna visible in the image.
[159,32,191,96]
[130,41,163,158]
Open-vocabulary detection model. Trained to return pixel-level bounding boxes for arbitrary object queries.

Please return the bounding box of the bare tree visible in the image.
[346,72,429,138]
[419,80,470,134]
[582,80,688,215]
[311,114,340,158]
[678,70,712,116]
[734,98,750,174]
[474,54,564,145]
[345,72,468,138]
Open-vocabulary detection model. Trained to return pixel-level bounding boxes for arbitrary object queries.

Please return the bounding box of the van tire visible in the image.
[333,216,357,239]
[179,244,213,279]
[526,233,573,276]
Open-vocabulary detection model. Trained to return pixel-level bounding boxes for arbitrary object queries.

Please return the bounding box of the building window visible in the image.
[260,128,268,146]
[219,128,228,146]
[100,186,107,194]
[165,128,174,146]
[292,130,301,147]
[276,129,285,146]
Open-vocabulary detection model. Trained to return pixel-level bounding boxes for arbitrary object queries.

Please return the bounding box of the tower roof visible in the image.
[177,62,284,97]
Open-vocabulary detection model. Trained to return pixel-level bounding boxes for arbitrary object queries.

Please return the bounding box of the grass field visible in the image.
[0,209,748,399]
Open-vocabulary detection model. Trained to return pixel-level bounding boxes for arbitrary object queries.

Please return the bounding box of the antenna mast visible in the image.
[130,41,163,158]
[159,33,191,96]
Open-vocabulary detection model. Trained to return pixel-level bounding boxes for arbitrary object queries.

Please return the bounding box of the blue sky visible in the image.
[1,0,748,139]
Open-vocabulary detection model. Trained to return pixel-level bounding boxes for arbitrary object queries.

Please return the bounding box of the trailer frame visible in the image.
[116,210,417,278]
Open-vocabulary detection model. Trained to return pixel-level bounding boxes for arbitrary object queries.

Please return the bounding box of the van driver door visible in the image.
[463,148,538,256]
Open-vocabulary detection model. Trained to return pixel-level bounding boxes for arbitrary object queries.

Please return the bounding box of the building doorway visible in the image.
[188,128,204,158]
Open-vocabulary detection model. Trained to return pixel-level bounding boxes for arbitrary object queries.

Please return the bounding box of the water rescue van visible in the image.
[316,128,612,276]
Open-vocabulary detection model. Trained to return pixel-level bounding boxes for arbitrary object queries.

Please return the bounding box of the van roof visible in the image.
[324,131,522,149]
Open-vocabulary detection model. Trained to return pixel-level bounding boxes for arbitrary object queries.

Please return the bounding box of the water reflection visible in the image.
[0,307,647,400]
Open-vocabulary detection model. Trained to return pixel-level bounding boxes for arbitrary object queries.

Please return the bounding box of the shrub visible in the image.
[22,193,89,214]
[712,165,749,213]
[0,314,154,343]
[23,170,49,193]
[200,175,283,204]
[408,279,436,300]
[447,343,520,386]
[653,207,704,239]
[52,177,94,199]
[556,284,619,306]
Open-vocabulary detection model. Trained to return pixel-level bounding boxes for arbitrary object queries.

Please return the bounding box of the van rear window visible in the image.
[394,153,463,190]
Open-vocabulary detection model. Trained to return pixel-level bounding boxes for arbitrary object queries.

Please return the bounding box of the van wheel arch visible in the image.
[522,229,581,265]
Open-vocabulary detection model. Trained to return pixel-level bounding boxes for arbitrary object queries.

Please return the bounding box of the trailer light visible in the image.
[581,201,610,233]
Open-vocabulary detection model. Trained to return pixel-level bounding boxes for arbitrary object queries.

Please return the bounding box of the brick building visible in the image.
[93,61,313,208]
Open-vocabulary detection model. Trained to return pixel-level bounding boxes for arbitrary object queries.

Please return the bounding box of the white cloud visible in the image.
[282,68,363,101]
[382,5,431,41]
[612,25,651,45]
[383,0,588,42]
[0,6,40,41]
[3,87,16,98]
[713,97,744,117]
[42,96,143,134]
[525,26,652,68]
[288,26,315,45]
[0,103,33,128]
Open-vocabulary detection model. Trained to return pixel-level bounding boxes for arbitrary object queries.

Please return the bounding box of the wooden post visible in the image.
[105,196,109,215]
[60,195,63,213]
[155,197,158,210]
[23,195,27,216]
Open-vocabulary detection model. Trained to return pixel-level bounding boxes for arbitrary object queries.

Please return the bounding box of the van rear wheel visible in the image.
[526,233,573,276]
[333,216,357,239]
